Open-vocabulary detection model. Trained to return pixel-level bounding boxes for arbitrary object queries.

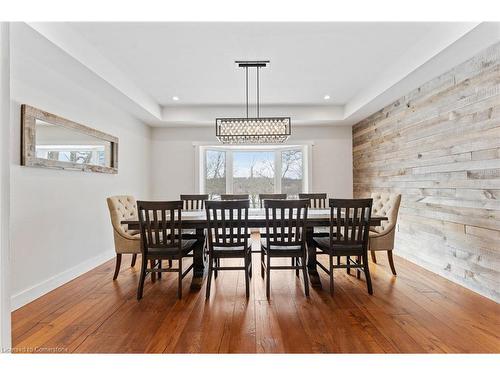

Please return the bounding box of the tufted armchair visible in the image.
[107,195,141,280]
[369,192,402,275]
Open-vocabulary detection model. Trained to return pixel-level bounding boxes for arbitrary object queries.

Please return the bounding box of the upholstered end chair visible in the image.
[369,192,402,275]
[107,195,141,280]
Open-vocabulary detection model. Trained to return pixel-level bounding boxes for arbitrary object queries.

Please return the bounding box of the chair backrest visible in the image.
[180,194,209,210]
[106,195,138,238]
[137,201,183,253]
[328,198,372,250]
[370,193,401,234]
[264,199,309,248]
[205,200,250,250]
[221,194,250,200]
[258,193,286,208]
[299,193,327,208]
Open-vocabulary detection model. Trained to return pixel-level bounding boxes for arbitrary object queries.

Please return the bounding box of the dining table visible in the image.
[122,208,387,289]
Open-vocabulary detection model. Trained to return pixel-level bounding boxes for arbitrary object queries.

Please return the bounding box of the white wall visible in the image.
[0,22,12,350]
[151,125,352,200]
[9,23,152,309]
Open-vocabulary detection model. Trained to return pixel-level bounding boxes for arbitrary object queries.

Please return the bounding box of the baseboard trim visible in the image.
[10,250,116,311]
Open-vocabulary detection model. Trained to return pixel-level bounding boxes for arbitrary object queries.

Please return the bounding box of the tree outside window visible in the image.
[202,146,306,204]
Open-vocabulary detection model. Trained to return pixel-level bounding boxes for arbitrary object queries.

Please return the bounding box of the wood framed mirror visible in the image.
[21,105,118,174]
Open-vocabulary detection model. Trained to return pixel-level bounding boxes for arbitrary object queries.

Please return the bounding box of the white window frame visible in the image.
[194,143,313,195]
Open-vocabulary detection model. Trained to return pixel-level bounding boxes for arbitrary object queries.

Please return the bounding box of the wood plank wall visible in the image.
[352,42,500,302]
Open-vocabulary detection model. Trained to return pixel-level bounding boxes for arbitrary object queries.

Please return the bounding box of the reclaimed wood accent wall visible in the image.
[352,42,500,302]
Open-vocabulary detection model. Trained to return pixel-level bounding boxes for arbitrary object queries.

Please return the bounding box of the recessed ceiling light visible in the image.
[172,96,179,101]
[324,95,331,100]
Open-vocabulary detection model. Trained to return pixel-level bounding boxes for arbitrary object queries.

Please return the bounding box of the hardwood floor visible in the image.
[11,235,500,353]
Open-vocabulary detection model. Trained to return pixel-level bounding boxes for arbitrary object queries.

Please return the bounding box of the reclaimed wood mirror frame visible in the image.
[21,104,119,174]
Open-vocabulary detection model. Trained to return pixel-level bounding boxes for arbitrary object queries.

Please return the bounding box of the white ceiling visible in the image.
[69,22,436,106]
[22,22,500,126]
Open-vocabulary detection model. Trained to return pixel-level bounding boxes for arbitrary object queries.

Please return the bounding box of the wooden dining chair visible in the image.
[299,193,327,208]
[312,198,374,295]
[180,194,209,210]
[205,199,252,299]
[258,193,286,208]
[221,194,250,200]
[136,200,197,300]
[261,199,310,299]
[256,194,287,246]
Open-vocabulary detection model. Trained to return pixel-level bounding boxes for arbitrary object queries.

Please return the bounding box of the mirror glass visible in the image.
[35,119,113,167]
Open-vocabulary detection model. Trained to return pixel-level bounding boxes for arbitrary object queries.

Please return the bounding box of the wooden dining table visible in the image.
[122,208,387,289]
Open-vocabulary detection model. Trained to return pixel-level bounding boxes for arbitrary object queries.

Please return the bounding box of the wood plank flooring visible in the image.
[11,235,500,353]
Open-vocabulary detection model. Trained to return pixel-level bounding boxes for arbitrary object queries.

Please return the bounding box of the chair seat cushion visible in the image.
[212,244,252,257]
[313,237,364,255]
[260,238,302,254]
[146,239,197,258]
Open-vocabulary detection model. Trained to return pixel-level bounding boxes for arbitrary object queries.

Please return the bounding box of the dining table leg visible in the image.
[190,227,206,290]
[306,227,322,287]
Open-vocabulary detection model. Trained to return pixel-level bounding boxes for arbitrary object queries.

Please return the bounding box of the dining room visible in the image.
[1,4,500,369]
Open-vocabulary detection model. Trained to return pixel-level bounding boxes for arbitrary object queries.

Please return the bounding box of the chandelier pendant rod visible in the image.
[257,66,260,118]
[245,66,249,119]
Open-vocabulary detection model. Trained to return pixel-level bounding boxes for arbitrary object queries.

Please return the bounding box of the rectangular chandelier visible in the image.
[216,60,292,144]
[215,117,291,144]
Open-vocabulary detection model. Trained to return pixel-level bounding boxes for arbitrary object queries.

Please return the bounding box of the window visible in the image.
[233,151,275,207]
[281,149,303,199]
[204,149,226,199]
[200,145,309,206]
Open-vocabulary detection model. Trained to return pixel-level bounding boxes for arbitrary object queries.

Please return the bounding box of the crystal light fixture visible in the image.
[216,60,291,144]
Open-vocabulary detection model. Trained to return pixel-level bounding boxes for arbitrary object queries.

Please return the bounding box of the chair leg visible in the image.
[136,256,147,300]
[113,254,122,280]
[248,252,253,278]
[295,257,299,277]
[130,254,137,267]
[387,250,397,275]
[158,260,162,279]
[346,256,351,275]
[150,260,156,283]
[244,253,250,298]
[371,250,377,263]
[203,236,208,262]
[261,249,265,278]
[363,255,373,295]
[329,254,334,295]
[302,255,310,297]
[206,256,213,300]
[356,256,361,279]
[168,259,173,268]
[178,257,183,299]
[266,254,271,300]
